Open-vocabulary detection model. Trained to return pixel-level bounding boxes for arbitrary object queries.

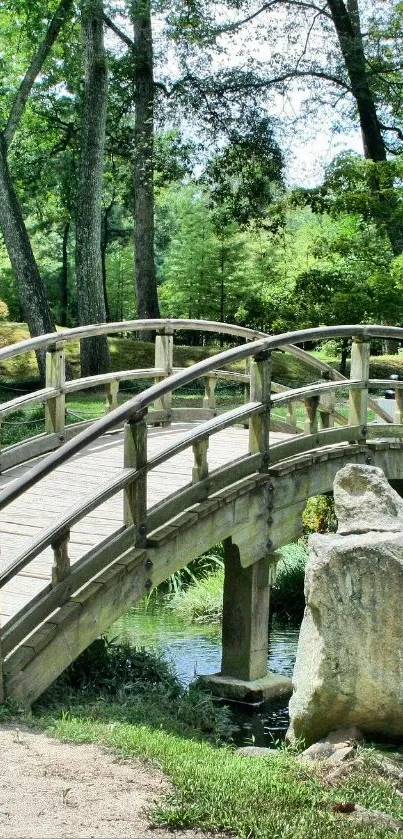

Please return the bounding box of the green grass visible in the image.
[1,635,401,839]
[2,641,403,838]
[5,704,401,839]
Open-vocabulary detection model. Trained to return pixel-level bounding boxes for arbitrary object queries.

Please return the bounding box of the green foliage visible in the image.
[271,543,308,626]
[38,637,236,742]
[303,495,337,535]
[168,565,224,622]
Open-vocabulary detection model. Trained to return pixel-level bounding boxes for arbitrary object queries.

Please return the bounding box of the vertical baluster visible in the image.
[45,343,65,438]
[287,401,297,430]
[123,412,148,547]
[154,327,173,423]
[203,376,217,413]
[248,351,272,470]
[348,338,370,436]
[51,531,70,586]
[395,388,403,425]
[319,389,335,429]
[192,439,209,483]
[0,634,3,703]
[243,356,251,428]
[304,396,319,434]
[105,380,119,413]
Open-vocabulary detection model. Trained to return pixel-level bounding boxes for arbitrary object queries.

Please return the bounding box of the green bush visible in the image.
[271,542,308,625]
[37,637,236,742]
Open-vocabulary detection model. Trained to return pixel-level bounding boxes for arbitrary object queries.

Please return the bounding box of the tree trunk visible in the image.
[60,221,70,327]
[0,0,73,380]
[131,0,160,338]
[327,0,403,254]
[0,136,54,380]
[75,0,110,377]
[101,203,112,321]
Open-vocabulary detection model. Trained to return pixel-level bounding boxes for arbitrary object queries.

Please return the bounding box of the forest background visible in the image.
[1,0,403,379]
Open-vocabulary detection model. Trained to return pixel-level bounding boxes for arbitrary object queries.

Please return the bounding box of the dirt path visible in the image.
[0,724,216,839]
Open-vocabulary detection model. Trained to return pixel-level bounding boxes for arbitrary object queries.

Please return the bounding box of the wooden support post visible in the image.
[319,389,335,429]
[203,376,217,412]
[287,401,297,430]
[123,413,147,547]
[0,635,3,704]
[192,439,209,483]
[248,351,272,468]
[395,390,403,425]
[45,343,65,436]
[51,531,70,586]
[243,356,251,428]
[105,380,119,413]
[220,539,270,682]
[154,328,173,422]
[348,338,370,432]
[304,395,320,434]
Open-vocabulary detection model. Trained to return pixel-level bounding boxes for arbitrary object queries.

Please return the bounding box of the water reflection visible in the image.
[111,605,299,745]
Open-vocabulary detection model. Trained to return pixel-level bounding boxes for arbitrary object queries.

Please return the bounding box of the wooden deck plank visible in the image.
[0,424,289,625]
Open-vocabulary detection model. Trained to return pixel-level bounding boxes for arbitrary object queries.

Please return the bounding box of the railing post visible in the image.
[0,635,3,704]
[304,396,319,434]
[243,356,251,428]
[287,401,297,430]
[154,327,173,423]
[203,376,217,413]
[51,531,70,586]
[45,343,65,437]
[248,351,272,470]
[105,380,119,413]
[348,338,370,435]
[192,439,209,483]
[395,389,403,425]
[123,412,147,547]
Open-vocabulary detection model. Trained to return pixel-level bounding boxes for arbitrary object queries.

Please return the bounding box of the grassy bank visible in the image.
[167,542,308,626]
[3,639,402,839]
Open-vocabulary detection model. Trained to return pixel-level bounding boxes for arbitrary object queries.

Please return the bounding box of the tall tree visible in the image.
[130,0,160,329]
[0,0,73,375]
[75,0,110,376]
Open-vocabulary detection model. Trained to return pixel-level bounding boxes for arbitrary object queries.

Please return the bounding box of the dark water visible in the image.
[112,605,299,746]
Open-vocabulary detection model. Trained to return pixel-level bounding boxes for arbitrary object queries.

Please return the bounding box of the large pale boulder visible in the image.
[287,465,403,746]
[334,463,403,535]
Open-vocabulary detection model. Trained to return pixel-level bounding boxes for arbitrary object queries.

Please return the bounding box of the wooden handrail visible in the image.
[1,323,402,512]
[2,364,403,590]
[0,401,263,587]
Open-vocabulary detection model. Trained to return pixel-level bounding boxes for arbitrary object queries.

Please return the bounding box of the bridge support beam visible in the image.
[202,538,292,704]
[0,636,3,704]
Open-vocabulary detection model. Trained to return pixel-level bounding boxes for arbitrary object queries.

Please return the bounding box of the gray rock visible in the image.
[335,803,403,833]
[300,742,355,763]
[235,746,279,758]
[287,467,403,746]
[325,726,363,745]
[334,463,403,535]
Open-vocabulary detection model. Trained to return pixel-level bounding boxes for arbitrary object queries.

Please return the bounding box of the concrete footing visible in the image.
[201,672,292,705]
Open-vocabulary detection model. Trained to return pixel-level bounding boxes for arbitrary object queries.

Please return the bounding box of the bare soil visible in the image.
[0,724,217,839]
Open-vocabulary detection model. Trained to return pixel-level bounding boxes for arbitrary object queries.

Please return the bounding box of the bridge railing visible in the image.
[1,324,403,682]
[0,318,394,474]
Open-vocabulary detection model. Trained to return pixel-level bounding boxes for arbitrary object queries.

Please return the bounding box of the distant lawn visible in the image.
[0,322,402,397]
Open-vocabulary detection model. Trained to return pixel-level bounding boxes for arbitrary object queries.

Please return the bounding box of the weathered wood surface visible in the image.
[0,423,289,626]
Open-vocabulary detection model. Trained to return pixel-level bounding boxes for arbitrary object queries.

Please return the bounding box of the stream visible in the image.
[112,604,299,746]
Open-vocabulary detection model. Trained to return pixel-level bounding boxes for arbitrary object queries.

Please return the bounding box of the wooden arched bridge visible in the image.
[0,319,403,706]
